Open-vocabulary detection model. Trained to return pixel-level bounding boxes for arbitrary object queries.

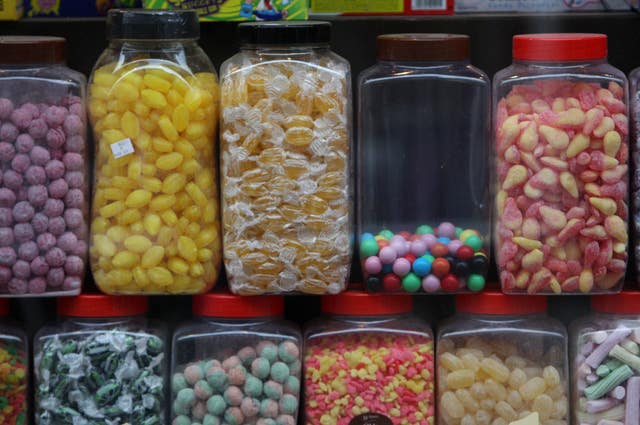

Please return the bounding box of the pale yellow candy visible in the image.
[542,366,560,388]
[143,214,162,236]
[141,89,167,109]
[168,257,190,275]
[106,226,129,243]
[447,370,475,390]
[531,394,553,420]
[485,379,507,401]
[148,267,173,286]
[112,251,139,269]
[508,368,528,390]
[481,358,511,383]
[123,235,153,253]
[125,189,152,208]
[141,246,165,269]
[495,401,518,422]
[441,391,465,419]
[519,377,546,401]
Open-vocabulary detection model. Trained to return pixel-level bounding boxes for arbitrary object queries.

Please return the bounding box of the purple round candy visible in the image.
[48,217,65,236]
[46,127,65,149]
[0,247,16,266]
[420,233,437,248]
[13,223,34,243]
[47,267,64,287]
[0,209,12,227]
[72,226,87,242]
[31,212,48,234]
[62,276,80,292]
[390,240,408,257]
[25,165,46,185]
[21,103,39,119]
[392,257,411,277]
[63,114,83,136]
[0,228,14,247]
[11,154,30,173]
[64,255,83,276]
[69,102,83,116]
[45,160,65,180]
[57,232,77,253]
[27,185,48,208]
[410,239,427,257]
[30,146,50,166]
[63,153,83,171]
[0,99,14,120]
[15,133,34,153]
[50,149,63,160]
[8,278,27,294]
[30,256,49,276]
[364,256,382,274]
[29,277,46,294]
[18,241,38,261]
[65,172,84,189]
[64,188,84,208]
[448,240,464,256]
[28,118,48,140]
[43,198,64,217]
[43,105,67,127]
[37,233,56,251]
[0,266,11,284]
[15,187,27,202]
[437,222,456,239]
[64,208,83,229]
[10,108,31,129]
[0,142,15,162]
[65,135,85,153]
[0,189,16,208]
[71,240,87,257]
[422,274,441,293]
[379,246,397,264]
[12,260,31,279]
[45,247,66,267]
[13,201,35,223]
[48,178,68,199]
[0,123,18,143]
[3,170,22,191]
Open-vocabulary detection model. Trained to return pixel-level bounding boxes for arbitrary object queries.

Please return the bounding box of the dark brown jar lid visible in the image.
[377,33,469,62]
[0,36,66,65]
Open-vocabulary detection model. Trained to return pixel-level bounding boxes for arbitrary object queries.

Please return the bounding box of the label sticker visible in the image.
[110,138,135,159]
[349,413,393,425]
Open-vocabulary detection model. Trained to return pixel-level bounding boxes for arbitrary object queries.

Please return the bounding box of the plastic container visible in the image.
[631,68,640,284]
[0,36,88,296]
[304,292,434,425]
[34,295,167,425]
[357,34,490,294]
[570,291,640,425]
[493,33,629,294]
[88,10,221,295]
[0,299,28,425]
[220,22,352,295]
[437,291,569,425]
[172,294,302,425]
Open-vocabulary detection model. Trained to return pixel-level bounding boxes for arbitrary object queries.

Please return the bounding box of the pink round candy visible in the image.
[0,228,14,247]
[62,276,81,291]
[364,256,382,274]
[45,160,65,180]
[64,256,83,275]
[12,260,30,279]
[30,256,49,276]
[389,240,408,257]
[48,217,66,236]
[43,105,67,127]
[437,222,456,239]
[8,278,27,294]
[0,209,12,227]
[224,386,244,406]
[228,366,246,386]
[14,223,33,243]
[63,208,83,229]
[15,133,34,153]
[0,142,16,162]
[420,233,437,248]
[37,233,56,251]
[65,135,85,153]
[31,213,48,234]
[3,170,22,191]
[0,99,13,120]
[28,185,48,208]
[64,189,84,208]
[392,257,411,277]
[184,364,203,385]
[11,154,30,173]
[28,118,48,140]
[410,239,427,256]
[10,108,31,129]
[65,172,84,189]
[0,123,18,143]
[378,246,397,264]
[49,178,69,199]
[241,397,260,417]
[422,275,441,293]
[390,235,406,244]
[63,114,83,136]
[448,240,464,255]
[45,247,66,267]
[46,127,65,149]
[28,277,47,294]
[30,146,50,166]
[0,266,11,284]
[18,241,38,261]
[46,267,64,287]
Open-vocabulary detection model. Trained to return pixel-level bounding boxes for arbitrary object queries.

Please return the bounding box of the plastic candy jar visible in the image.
[0,36,89,296]
[630,67,640,284]
[171,293,302,425]
[0,300,27,425]
[493,34,629,294]
[34,294,167,425]
[88,10,221,295]
[304,291,434,425]
[220,22,352,295]
[570,291,640,425]
[437,291,569,425]
[357,34,490,294]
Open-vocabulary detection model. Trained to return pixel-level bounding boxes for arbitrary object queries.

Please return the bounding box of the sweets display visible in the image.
[220,22,352,295]
[0,301,27,425]
[494,34,628,294]
[144,0,309,21]
[88,10,221,294]
[631,67,640,284]
[0,36,88,296]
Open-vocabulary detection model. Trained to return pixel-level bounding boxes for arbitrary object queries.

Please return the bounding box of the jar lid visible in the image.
[592,291,640,314]
[456,290,547,315]
[321,290,413,316]
[377,33,469,61]
[238,21,331,46]
[513,33,607,62]
[58,294,148,317]
[0,299,8,316]
[107,9,199,40]
[0,36,66,65]
[193,293,284,318]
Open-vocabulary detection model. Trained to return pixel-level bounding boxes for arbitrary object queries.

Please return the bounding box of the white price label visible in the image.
[110,138,135,159]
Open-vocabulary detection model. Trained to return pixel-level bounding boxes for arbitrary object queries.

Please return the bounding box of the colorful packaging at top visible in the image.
[171,294,302,425]
[630,67,640,286]
[143,0,308,21]
[0,300,27,425]
[570,292,640,425]
[493,33,629,294]
[0,36,89,297]
[88,10,222,295]
[220,22,352,295]
[304,292,435,425]
[437,291,569,425]
[23,0,141,17]
[358,34,491,294]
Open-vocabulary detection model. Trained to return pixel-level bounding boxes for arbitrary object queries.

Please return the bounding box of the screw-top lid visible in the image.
[592,291,640,314]
[0,299,8,316]
[238,21,331,46]
[321,290,413,316]
[513,33,607,62]
[58,295,148,317]
[0,36,66,65]
[193,293,284,318]
[107,9,200,40]
[456,290,547,315]
[377,33,469,62]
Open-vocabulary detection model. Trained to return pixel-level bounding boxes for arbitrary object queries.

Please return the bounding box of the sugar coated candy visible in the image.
[0,334,27,425]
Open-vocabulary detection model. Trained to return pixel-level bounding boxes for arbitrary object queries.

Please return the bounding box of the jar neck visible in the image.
[328,313,411,323]
[378,58,470,66]
[240,44,329,53]
[197,316,280,325]
[62,315,140,327]
[513,58,607,67]
[456,312,547,320]
[109,39,198,50]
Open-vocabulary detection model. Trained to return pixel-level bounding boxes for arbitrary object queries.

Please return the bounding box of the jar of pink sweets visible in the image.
[493,33,629,295]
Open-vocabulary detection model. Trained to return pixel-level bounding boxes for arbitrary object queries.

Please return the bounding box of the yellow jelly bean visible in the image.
[196,226,218,248]
[106,226,129,243]
[148,267,173,286]
[141,177,163,193]
[184,205,201,222]
[142,246,165,268]
[177,236,198,262]
[133,267,150,287]
[198,248,213,262]
[94,235,117,257]
[152,136,173,153]
[112,251,139,269]
[100,201,125,218]
[158,115,179,141]
[149,194,176,212]
[157,227,174,246]
[173,104,189,132]
[168,257,190,275]
[112,82,139,102]
[121,111,140,138]
[124,235,153,253]
[125,189,152,209]
[162,173,187,194]
[161,210,178,226]
[156,152,183,170]
[190,263,204,277]
[141,89,167,109]
[143,213,162,236]
[144,73,172,92]
[185,182,207,207]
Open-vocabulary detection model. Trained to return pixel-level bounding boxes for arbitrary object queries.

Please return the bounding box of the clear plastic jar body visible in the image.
[33,316,167,425]
[171,317,302,424]
[630,67,640,285]
[358,60,490,294]
[0,62,88,296]
[0,319,28,424]
[437,313,569,425]
[570,312,640,425]
[220,45,352,295]
[493,60,629,294]
[303,314,434,425]
[88,39,221,295]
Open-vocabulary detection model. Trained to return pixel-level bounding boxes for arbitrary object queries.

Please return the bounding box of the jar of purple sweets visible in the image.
[0,36,88,296]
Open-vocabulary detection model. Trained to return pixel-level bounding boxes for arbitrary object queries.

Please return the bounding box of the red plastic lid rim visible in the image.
[193,293,284,318]
[456,291,547,315]
[0,299,8,316]
[321,290,413,316]
[592,291,640,314]
[57,294,148,317]
[513,33,607,62]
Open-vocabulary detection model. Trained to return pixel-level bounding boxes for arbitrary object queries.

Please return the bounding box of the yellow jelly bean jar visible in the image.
[220,22,353,295]
[88,10,221,295]
[437,291,569,425]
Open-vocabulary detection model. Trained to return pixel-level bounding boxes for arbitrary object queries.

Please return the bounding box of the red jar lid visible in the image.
[513,33,607,62]
[58,294,148,317]
[193,293,284,318]
[0,36,66,64]
[321,290,413,316]
[0,299,8,316]
[377,34,469,62]
[456,290,547,315]
[592,291,640,314]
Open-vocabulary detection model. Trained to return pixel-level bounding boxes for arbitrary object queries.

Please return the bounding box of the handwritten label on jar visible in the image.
[349,413,393,425]
[110,138,135,159]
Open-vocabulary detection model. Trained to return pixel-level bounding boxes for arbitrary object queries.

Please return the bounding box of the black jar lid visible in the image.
[238,21,331,46]
[107,9,200,40]
[0,36,66,64]
[377,33,469,61]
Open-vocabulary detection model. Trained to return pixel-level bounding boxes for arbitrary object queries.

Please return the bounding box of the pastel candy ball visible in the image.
[228,366,247,386]
[0,246,16,266]
[195,380,213,400]
[46,267,64,287]
[224,406,244,425]
[18,241,38,261]
[0,123,18,143]
[27,185,48,208]
[30,146,50,166]
[422,274,441,293]
[11,154,30,173]
[203,414,220,425]
[30,212,48,232]
[287,360,301,376]
[277,341,299,364]
[45,159,65,180]
[410,239,427,256]
[278,394,298,415]
[206,366,228,391]
[263,380,283,400]
[257,419,276,425]
[44,198,64,217]
[206,394,226,416]
[64,188,84,208]
[364,256,382,274]
[45,247,66,267]
[276,414,295,425]
[448,239,463,255]
[223,386,244,406]
[0,142,15,162]
[283,376,299,395]
[172,373,188,393]
[177,388,196,408]
[270,362,289,383]
[3,170,22,190]
[8,278,27,294]
[258,343,278,364]
[13,260,30,279]
[173,415,191,425]
[13,201,35,223]
[62,276,80,291]
[0,188,16,208]
[379,246,397,264]
[29,277,46,294]
[48,217,66,235]
[437,222,456,238]
[251,357,271,379]
[244,375,263,398]
[49,178,69,199]
[30,256,48,276]
[63,114,83,136]
[0,228,14,247]
[222,355,241,371]
[238,346,257,366]
[14,223,34,243]
[240,397,260,417]
[193,401,207,420]
[392,258,411,277]
[260,399,279,418]
[390,240,408,257]
[420,233,437,248]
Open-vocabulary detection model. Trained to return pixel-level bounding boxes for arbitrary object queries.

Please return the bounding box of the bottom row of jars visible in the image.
[1,291,639,425]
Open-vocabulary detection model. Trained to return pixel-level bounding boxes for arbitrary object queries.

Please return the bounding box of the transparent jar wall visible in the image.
[358,61,490,293]
[437,314,569,425]
[220,46,352,295]
[631,68,640,285]
[493,62,629,294]
[0,65,88,296]
[88,40,221,295]
[0,321,28,424]
[570,313,640,425]
[171,318,302,424]
[304,316,434,425]
[33,316,167,425]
